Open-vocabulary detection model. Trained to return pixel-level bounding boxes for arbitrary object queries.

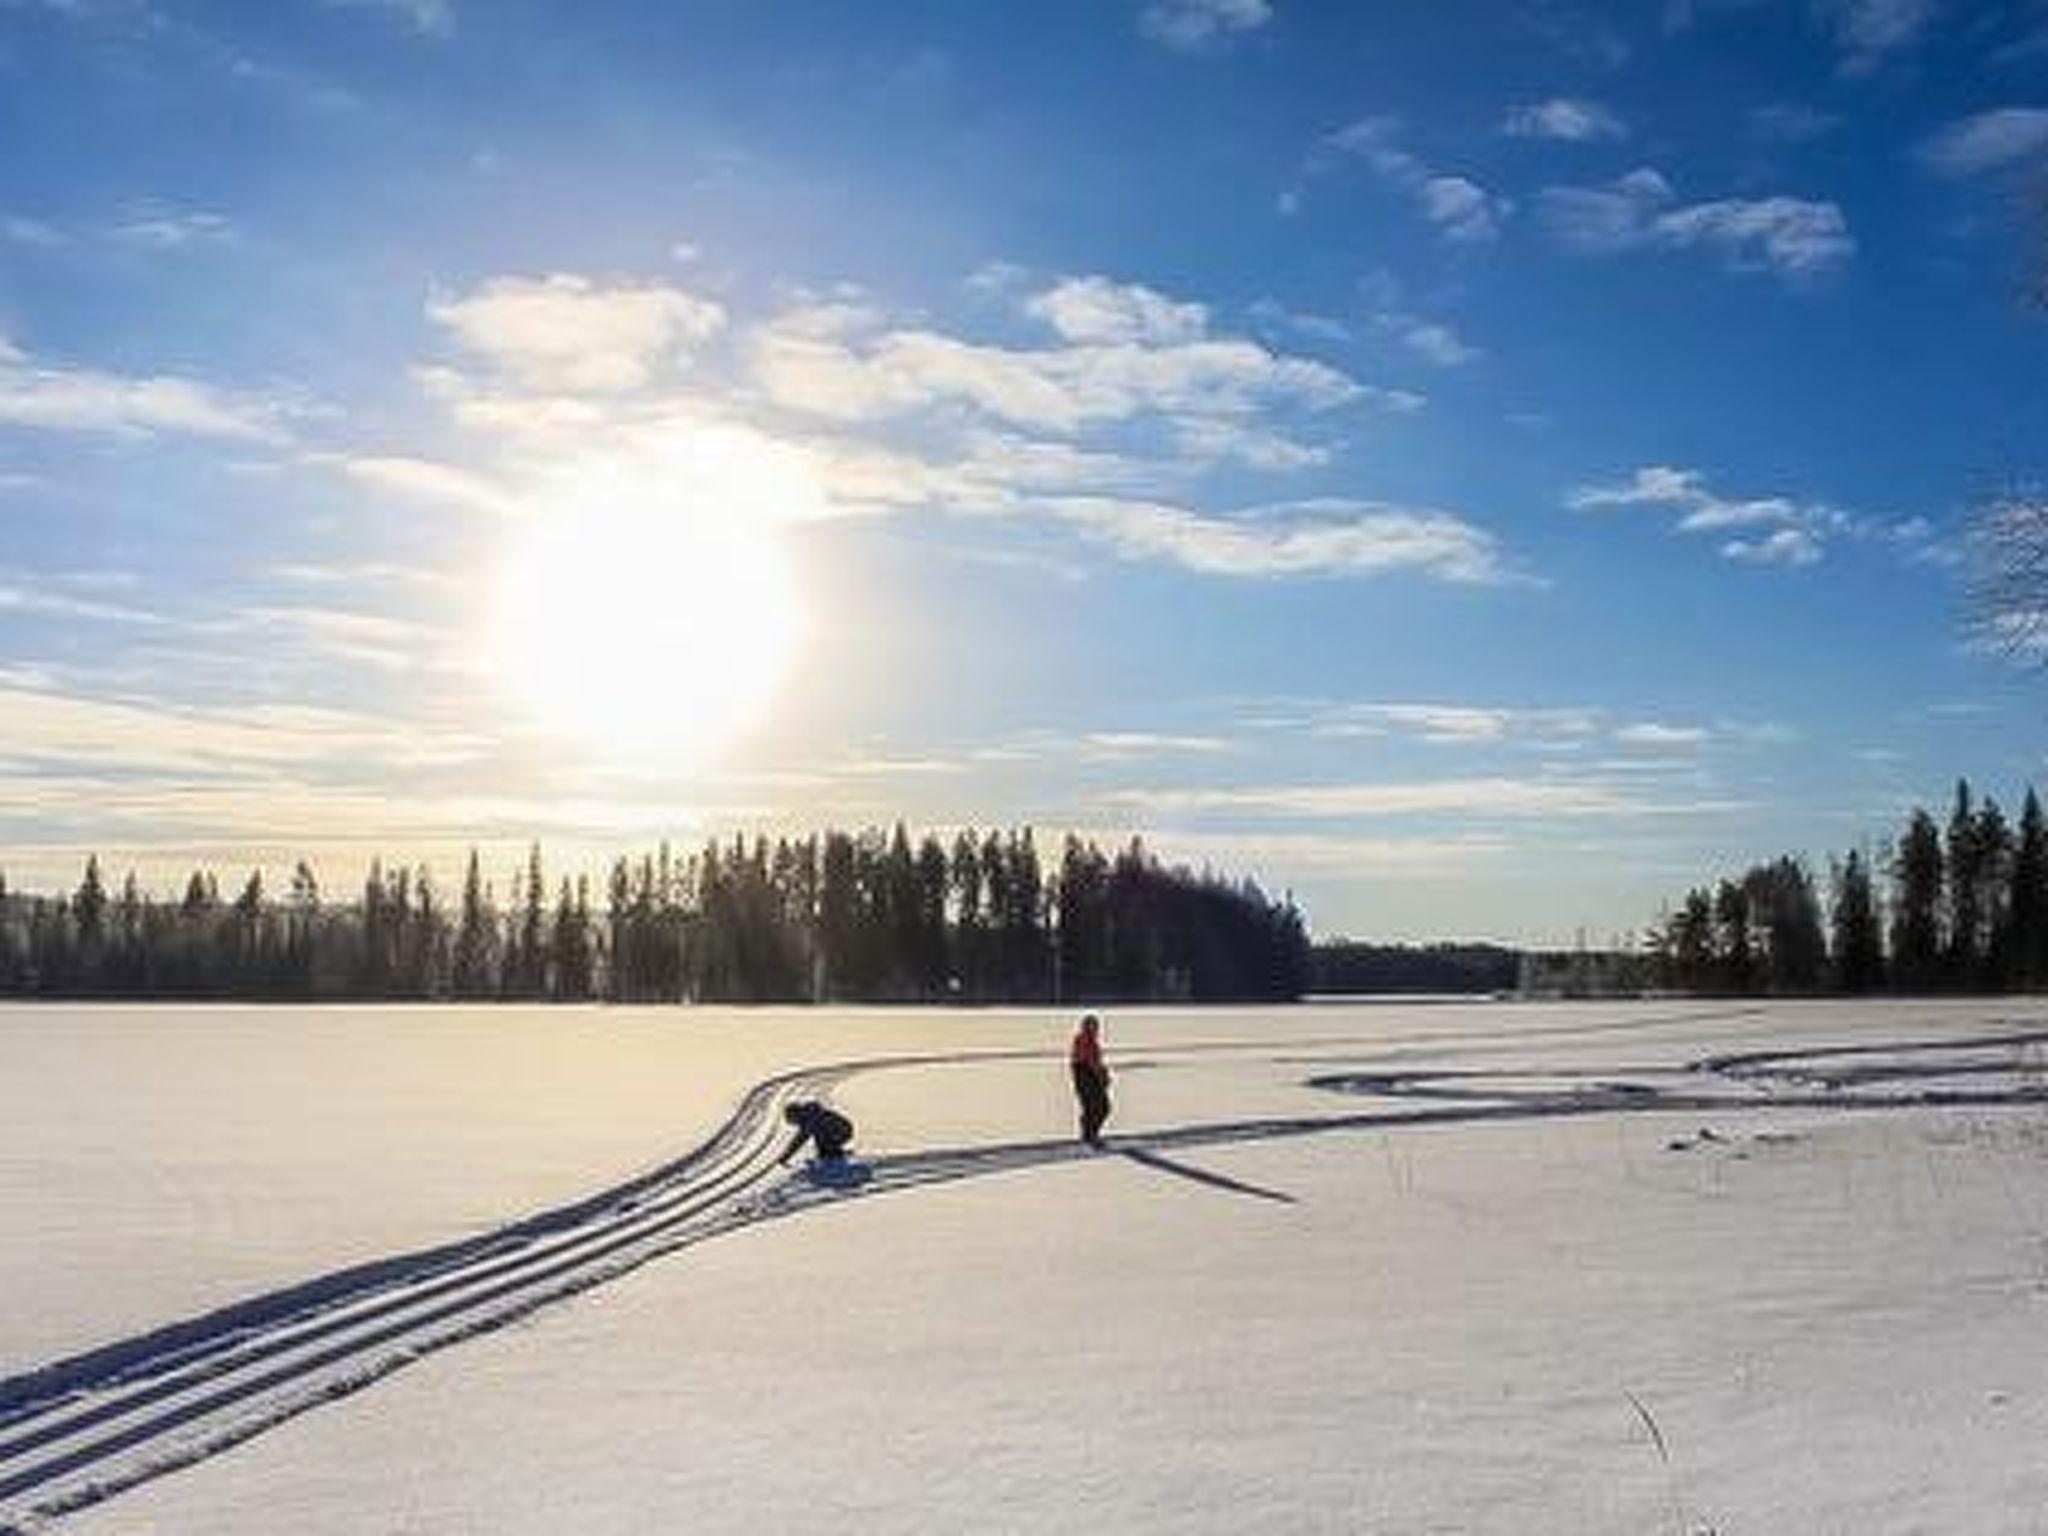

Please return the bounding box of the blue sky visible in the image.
[2,0,2047,941]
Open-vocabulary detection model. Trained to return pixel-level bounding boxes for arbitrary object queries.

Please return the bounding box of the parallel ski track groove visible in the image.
[4,1008,2036,1530]
[0,1059,870,1527]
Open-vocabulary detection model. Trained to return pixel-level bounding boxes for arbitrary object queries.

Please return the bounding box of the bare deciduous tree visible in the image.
[1965,483,2048,662]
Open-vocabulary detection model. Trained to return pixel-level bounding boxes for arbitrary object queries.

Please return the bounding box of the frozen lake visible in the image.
[7,997,2048,1532]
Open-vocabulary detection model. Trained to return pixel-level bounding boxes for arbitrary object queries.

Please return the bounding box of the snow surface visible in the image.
[9,998,2048,1532]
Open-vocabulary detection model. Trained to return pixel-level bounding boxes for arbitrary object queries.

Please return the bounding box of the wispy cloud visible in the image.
[1503,97,1628,142]
[109,205,236,249]
[1025,276,1208,347]
[0,679,486,780]
[321,0,454,37]
[429,273,727,393]
[1667,0,1933,73]
[1916,108,2048,178]
[1570,464,1800,531]
[392,263,1521,590]
[0,579,164,626]
[1109,776,1744,819]
[750,282,1367,434]
[1321,118,1513,243]
[1819,0,1933,74]
[0,333,287,441]
[1614,722,1712,747]
[1570,463,1936,568]
[1537,167,1854,279]
[1044,496,1521,584]
[1307,702,1600,744]
[1137,0,1271,50]
[308,452,518,518]
[1394,317,1479,368]
[2,215,67,247]
[1746,102,1842,144]
[1722,527,1824,565]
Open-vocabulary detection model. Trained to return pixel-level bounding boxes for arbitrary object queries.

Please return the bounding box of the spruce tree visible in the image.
[1890,811,1946,991]
[1945,780,1982,988]
[1829,850,1885,993]
[2012,789,2048,988]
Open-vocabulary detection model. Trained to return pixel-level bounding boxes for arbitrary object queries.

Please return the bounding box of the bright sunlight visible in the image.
[491,426,820,768]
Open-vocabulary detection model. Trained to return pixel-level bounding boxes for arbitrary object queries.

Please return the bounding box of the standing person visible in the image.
[1069,1014,1112,1147]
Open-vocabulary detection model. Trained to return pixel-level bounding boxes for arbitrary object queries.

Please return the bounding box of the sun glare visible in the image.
[491,428,816,768]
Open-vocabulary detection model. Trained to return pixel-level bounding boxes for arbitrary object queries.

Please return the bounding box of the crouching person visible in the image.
[778,1100,854,1166]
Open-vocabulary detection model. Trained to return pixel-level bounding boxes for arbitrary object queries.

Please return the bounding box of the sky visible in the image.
[2,0,2047,943]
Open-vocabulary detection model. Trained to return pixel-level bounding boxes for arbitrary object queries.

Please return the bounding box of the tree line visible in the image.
[1650,779,2048,995]
[1309,941,1520,995]
[0,826,1310,1005]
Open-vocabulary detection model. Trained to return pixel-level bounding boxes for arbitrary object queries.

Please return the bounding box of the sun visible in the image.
[490,428,816,768]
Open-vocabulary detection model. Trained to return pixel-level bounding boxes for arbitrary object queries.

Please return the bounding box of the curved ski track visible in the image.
[5,1010,2048,1529]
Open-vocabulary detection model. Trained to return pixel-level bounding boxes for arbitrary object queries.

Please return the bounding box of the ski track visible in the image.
[5,1010,2048,1530]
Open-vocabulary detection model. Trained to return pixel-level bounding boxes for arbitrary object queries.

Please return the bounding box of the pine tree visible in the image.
[2012,788,2048,988]
[1713,879,1754,993]
[74,855,107,951]
[1890,811,1945,991]
[1945,780,1982,988]
[516,844,546,998]
[1829,850,1885,993]
[453,850,494,998]
[1974,797,2014,989]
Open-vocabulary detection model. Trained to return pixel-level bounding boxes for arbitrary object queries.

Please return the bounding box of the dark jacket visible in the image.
[780,1101,854,1162]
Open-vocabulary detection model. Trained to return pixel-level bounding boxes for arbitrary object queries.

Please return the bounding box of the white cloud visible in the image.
[1138,0,1271,49]
[0,582,164,625]
[1170,416,1331,471]
[1722,527,1824,565]
[1571,464,1803,553]
[1570,465,1909,569]
[1418,176,1512,243]
[1108,776,1738,819]
[322,0,453,36]
[429,274,727,393]
[1667,0,1929,73]
[1026,276,1209,346]
[1746,103,1841,144]
[1614,722,1711,747]
[1570,464,1706,509]
[1081,731,1234,757]
[1300,700,1601,744]
[1654,197,1856,275]
[1537,168,1853,278]
[1820,0,1932,73]
[1246,299,1352,344]
[751,297,1359,435]
[1570,465,1800,531]
[0,335,284,441]
[1503,97,1628,142]
[1398,319,1479,368]
[1044,496,1517,583]
[2,216,66,247]
[1917,109,2048,178]
[0,680,484,780]
[110,207,236,249]
[400,265,1511,598]
[312,453,517,517]
[1323,118,1512,244]
[224,605,442,671]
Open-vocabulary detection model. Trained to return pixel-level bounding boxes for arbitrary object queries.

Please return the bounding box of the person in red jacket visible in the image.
[1069,1014,1112,1147]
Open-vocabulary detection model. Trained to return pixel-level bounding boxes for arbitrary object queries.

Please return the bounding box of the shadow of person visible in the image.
[802,1159,875,1191]
[1117,1144,1296,1204]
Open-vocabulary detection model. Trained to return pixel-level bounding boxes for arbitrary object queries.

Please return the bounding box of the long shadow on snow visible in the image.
[9,1015,2048,1534]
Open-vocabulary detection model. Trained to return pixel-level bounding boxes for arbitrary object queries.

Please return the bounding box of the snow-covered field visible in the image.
[6,998,2048,1532]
